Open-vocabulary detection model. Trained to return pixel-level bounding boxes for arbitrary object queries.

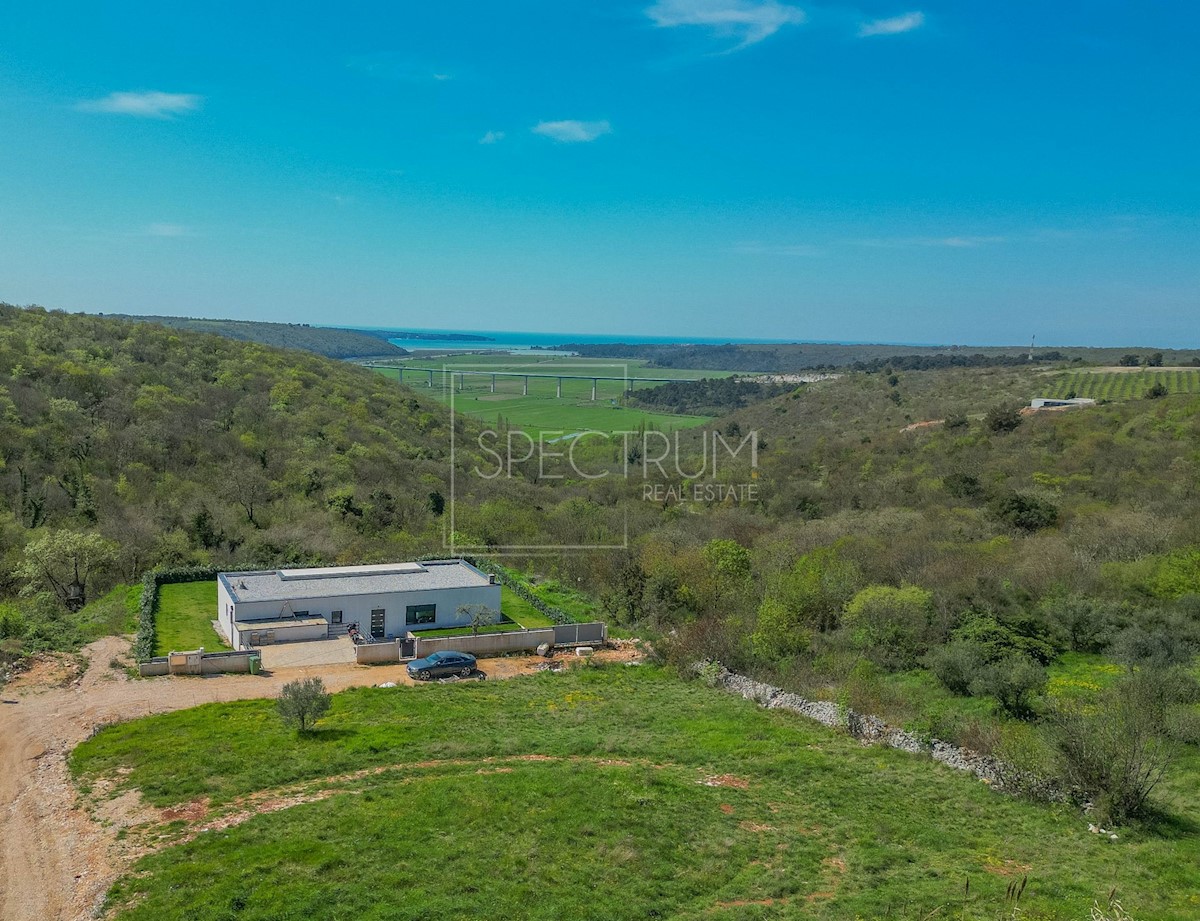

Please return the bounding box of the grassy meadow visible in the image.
[370,356,722,436]
[154,581,231,656]
[71,665,1200,920]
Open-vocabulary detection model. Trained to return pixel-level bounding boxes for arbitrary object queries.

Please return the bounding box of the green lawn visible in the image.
[501,586,556,628]
[153,581,230,656]
[72,666,1199,920]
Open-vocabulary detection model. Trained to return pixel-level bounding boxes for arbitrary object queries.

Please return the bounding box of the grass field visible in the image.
[500,585,556,628]
[370,357,719,436]
[72,665,1199,920]
[153,582,230,656]
[1043,369,1200,401]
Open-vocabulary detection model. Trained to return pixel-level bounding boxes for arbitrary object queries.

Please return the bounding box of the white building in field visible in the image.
[217,560,500,650]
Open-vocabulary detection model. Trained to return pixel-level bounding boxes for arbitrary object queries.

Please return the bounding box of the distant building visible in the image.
[1030,397,1097,409]
[217,560,500,649]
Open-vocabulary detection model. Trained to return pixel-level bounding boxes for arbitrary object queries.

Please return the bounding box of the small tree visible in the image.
[984,404,1023,433]
[458,603,500,637]
[17,529,117,611]
[277,677,331,733]
[1146,380,1168,399]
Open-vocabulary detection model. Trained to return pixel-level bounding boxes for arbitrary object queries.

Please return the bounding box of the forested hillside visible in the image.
[559,341,1200,372]
[0,306,454,620]
[4,305,1199,827]
[110,314,408,359]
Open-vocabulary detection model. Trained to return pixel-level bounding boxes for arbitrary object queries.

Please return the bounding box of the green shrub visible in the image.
[987,490,1059,532]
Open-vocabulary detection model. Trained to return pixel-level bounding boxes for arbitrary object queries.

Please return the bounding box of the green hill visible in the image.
[111,314,409,359]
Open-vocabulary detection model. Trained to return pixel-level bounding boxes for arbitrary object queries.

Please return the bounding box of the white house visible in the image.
[217,560,501,650]
[1030,397,1097,409]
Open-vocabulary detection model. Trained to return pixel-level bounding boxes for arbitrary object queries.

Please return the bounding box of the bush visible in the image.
[277,677,332,733]
[925,640,982,695]
[984,404,1023,433]
[988,490,1059,532]
[1052,673,1177,822]
[1038,595,1128,653]
[969,655,1046,719]
[841,584,933,671]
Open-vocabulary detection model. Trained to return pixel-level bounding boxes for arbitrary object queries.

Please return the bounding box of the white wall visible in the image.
[227,583,501,647]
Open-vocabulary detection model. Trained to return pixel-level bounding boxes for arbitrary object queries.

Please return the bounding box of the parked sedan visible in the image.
[406,650,477,680]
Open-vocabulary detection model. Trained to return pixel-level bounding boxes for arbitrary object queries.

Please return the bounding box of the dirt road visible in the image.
[0,636,636,921]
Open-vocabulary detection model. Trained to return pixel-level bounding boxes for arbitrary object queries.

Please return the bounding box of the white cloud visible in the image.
[734,241,823,256]
[145,222,193,237]
[858,11,925,37]
[479,130,506,145]
[532,120,612,143]
[77,91,202,118]
[646,0,806,51]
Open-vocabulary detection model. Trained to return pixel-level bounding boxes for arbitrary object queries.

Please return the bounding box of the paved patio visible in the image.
[258,636,357,669]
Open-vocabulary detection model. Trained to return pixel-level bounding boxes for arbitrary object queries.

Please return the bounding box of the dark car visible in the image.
[407,650,477,680]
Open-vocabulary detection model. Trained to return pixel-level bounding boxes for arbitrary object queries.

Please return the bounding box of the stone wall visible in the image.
[701,663,1066,801]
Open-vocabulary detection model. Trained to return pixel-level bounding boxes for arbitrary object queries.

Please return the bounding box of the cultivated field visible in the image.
[370,356,726,435]
[1043,368,1200,401]
[71,665,1198,920]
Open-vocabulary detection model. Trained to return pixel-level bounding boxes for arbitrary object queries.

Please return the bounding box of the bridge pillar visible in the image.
[428,370,434,387]
[458,373,464,392]
[491,374,496,393]
[592,379,598,401]
[556,378,562,398]
[523,376,529,396]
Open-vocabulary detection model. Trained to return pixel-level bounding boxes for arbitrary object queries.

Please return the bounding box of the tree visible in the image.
[1146,380,1168,399]
[988,490,1059,532]
[702,539,752,586]
[984,404,1023,433]
[276,677,331,733]
[1147,352,1164,367]
[458,603,501,637]
[1118,354,1141,367]
[842,584,934,671]
[16,529,116,611]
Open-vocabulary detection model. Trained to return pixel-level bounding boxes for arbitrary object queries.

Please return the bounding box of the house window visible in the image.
[331,610,343,625]
[293,610,308,619]
[406,604,436,626]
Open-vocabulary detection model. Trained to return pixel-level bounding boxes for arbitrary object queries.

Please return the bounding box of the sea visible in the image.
[338,326,804,355]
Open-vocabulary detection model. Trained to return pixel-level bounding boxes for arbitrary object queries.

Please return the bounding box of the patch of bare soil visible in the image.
[0,636,643,921]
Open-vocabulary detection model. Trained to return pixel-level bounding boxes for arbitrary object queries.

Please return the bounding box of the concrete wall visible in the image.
[413,628,555,659]
[226,583,502,650]
[238,621,329,647]
[139,658,170,677]
[199,651,254,674]
[138,650,254,677]
[356,640,402,665]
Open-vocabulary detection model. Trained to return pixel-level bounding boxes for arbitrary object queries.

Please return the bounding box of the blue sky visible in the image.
[1,1,1197,346]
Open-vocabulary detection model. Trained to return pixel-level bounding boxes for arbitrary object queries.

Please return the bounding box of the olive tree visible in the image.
[276,677,331,733]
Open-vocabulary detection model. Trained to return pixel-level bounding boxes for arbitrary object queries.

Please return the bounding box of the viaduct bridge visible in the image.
[374,365,699,400]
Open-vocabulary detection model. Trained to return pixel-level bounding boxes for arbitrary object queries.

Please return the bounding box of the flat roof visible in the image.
[220,559,493,604]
